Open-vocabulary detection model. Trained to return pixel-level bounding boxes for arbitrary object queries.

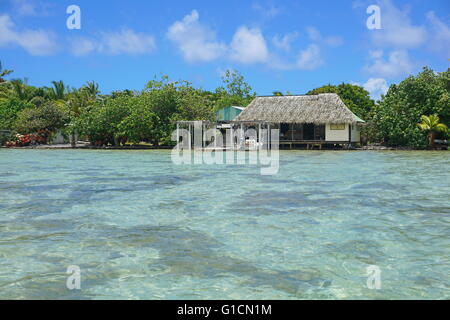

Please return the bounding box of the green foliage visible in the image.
[0,61,13,82]
[2,79,47,102]
[46,80,68,101]
[417,114,448,148]
[117,106,161,144]
[0,69,256,146]
[0,97,32,130]
[0,131,13,146]
[272,91,292,96]
[417,114,448,133]
[84,81,100,99]
[14,102,69,134]
[371,67,450,148]
[1,64,448,149]
[214,69,255,110]
[307,83,375,120]
[143,75,216,144]
[75,96,132,145]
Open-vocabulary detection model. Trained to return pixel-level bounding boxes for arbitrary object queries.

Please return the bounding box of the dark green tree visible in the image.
[371,67,450,148]
[14,102,68,135]
[215,69,255,110]
[307,83,375,120]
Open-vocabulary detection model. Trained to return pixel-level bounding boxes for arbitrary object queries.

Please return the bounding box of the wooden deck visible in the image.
[279,140,351,150]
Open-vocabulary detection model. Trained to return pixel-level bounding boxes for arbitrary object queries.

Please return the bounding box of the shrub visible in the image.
[14,102,69,137]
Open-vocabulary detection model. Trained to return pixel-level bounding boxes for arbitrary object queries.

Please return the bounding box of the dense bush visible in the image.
[0,132,12,146]
[117,106,161,145]
[14,102,69,136]
[370,67,450,148]
[75,96,133,146]
[0,68,256,147]
[76,78,217,146]
[0,97,32,130]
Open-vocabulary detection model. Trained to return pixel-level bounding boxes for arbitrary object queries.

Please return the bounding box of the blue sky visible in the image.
[0,0,449,99]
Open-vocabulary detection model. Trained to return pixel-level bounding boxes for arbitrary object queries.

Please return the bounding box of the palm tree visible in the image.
[66,84,99,148]
[0,61,13,83]
[417,115,448,149]
[9,79,27,100]
[47,80,67,101]
[83,81,99,99]
[8,79,35,101]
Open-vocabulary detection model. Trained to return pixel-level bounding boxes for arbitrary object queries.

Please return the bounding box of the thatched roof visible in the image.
[234,93,364,124]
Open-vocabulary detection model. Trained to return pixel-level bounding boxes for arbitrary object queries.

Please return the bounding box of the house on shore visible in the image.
[233,93,365,149]
[175,93,365,150]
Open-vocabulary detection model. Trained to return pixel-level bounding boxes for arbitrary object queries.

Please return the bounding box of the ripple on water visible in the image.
[0,149,448,299]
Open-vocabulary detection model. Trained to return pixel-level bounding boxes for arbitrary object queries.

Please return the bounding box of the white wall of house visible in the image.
[325,123,361,143]
[350,124,361,143]
[325,123,349,142]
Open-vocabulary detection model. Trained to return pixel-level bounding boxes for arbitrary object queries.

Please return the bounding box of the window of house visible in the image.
[330,124,346,130]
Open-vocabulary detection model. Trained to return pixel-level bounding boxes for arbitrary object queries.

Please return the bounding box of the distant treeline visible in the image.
[0,63,449,149]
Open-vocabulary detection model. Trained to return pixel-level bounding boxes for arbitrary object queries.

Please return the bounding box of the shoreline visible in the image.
[1,144,447,151]
[0,144,173,150]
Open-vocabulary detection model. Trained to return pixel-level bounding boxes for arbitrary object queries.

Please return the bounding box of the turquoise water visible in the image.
[0,149,449,299]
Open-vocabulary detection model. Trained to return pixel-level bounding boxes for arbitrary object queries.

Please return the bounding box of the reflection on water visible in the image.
[0,149,449,299]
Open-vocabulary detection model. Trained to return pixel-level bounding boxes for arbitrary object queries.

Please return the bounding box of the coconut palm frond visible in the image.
[436,123,448,133]
[0,61,13,79]
[417,123,429,131]
[418,115,447,132]
[50,80,67,100]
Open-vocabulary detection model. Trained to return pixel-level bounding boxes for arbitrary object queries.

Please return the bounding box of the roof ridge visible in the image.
[256,93,339,98]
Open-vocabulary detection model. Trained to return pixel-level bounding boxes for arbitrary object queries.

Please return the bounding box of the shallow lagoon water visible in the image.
[0,149,449,299]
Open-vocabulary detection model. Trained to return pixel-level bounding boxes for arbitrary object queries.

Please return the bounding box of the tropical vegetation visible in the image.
[0,61,448,149]
[417,114,448,149]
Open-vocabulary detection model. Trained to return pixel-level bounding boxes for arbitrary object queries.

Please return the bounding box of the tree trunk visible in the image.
[71,132,76,148]
[429,132,435,150]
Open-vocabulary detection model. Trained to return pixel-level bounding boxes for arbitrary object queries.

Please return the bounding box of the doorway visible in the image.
[303,124,315,140]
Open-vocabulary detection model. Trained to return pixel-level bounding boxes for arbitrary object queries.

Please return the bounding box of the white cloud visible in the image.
[363,78,389,100]
[167,11,271,65]
[252,2,282,20]
[352,0,365,9]
[70,29,156,56]
[270,26,342,71]
[306,27,343,47]
[297,44,323,70]
[369,49,383,59]
[166,11,337,69]
[364,50,413,78]
[9,0,52,17]
[99,29,156,55]
[426,11,450,56]
[10,0,36,16]
[0,14,57,55]
[371,0,426,49]
[167,10,226,63]
[70,38,97,56]
[230,26,269,64]
[272,32,298,51]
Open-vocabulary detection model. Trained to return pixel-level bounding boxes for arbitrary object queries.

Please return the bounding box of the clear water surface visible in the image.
[0,149,449,299]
